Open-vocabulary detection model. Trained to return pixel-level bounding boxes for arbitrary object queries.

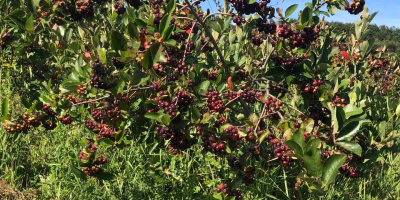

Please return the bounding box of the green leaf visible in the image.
[159,13,171,34]
[378,121,393,139]
[98,138,114,146]
[247,0,257,4]
[300,7,312,26]
[285,140,303,156]
[293,129,305,154]
[1,98,9,117]
[343,104,363,119]
[8,9,26,30]
[303,139,322,177]
[162,25,174,40]
[127,23,139,40]
[336,141,362,156]
[322,154,346,185]
[111,31,127,51]
[145,113,170,124]
[141,43,161,70]
[71,166,87,180]
[337,119,371,141]
[396,104,400,116]
[167,0,176,14]
[21,96,32,109]
[25,15,34,31]
[332,106,346,134]
[198,81,210,96]
[191,107,201,121]
[285,4,298,18]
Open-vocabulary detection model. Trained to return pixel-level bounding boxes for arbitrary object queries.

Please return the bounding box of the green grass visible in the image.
[0,88,399,200]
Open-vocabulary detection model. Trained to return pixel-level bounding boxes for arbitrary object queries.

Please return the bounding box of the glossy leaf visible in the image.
[322,154,346,185]
[336,141,362,156]
[285,4,299,18]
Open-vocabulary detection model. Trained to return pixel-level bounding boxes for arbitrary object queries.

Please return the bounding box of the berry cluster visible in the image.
[66,94,82,104]
[224,91,238,100]
[174,90,194,106]
[58,115,73,124]
[303,79,324,94]
[240,86,257,104]
[91,109,104,122]
[346,0,365,15]
[201,135,227,155]
[231,14,246,26]
[228,0,272,17]
[308,102,331,123]
[238,167,256,185]
[256,18,276,35]
[98,125,115,140]
[273,83,288,95]
[2,121,30,133]
[126,0,142,8]
[289,26,320,48]
[23,113,41,127]
[77,85,87,95]
[79,141,107,176]
[150,81,160,91]
[332,95,347,108]
[216,116,228,125]
[152,0,164,25]
[216,183,243,200]
[92,59,106,75]
[105,107,121,120]
[251,34,264,46]
[74,0,95,19]
[156,127,196,151]
[339,157,360,178]
[267,133,294,166]
[85,119,97,131]
[158,100,177,117]
[43,104,56,117]
[233,67,249,81]
[202,70,218,80]
[112,56,125,69]
[272,55,305,70]
[106,93,132,105]
[262,95,283,113]
[90,73,115,89]
[224,125,241,142]
[0,31,12,48]
[114,2,126,15]
[272,140,294,166]
[43,120,56,130]
[206,89,225,113]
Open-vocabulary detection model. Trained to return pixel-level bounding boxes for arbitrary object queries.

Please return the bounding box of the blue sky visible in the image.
[199,0,400,28]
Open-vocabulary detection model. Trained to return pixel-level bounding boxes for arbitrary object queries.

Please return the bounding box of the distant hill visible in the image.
[329,21,400,54]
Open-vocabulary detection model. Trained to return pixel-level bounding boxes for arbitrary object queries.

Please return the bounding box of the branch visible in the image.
[254,80,270,134]
[203,12,232,21]
[184,0,228,70]
[183,20,197,61]
[225,95,240,106]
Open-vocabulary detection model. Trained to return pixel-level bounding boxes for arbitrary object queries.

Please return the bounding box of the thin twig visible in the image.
[203,12,231,21]
[267,93,308,117]
[254,80,270,134]
[225,95,240,106]
[72,96,109,106]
